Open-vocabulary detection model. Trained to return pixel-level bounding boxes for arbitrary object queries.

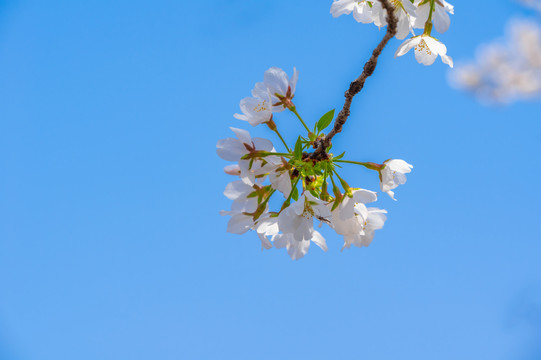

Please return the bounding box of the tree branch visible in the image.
[312,0,398,159]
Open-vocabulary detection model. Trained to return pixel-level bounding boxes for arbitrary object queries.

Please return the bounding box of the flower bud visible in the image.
[224,164,241,176]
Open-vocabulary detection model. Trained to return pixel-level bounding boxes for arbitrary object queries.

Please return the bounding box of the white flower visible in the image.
[330,0,374,24]
[216,127,276,185]
[395,34,453,67]
[330,189,377,242]
[263,67,298,111]
[278,192,331,242]
[414,0,454,34]
[224,180,254,203]
[335,188,378,220]
[369,0,416,40]
[255,214,280,250]
[379,159,413,200]
[221,180,260,235]
[342,206,387,249]
[221,182,278,250]
[220,192,259,235]
[268,160,292,197]
[331,0,416,40]
[273,231,327,260]
[234,82,273,127]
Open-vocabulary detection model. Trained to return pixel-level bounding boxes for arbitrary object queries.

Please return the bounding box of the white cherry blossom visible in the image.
[335,188,377,220]
[278,192,331,242]
[273,231,327,260]
[379,159,413,200]
[330,0,374,24]
[220,191,259,235]
[395,34,453,67]
[414,0,454,34]
[216,127,276,185]
[255,214,279,250]
[268,160,292,197]
[369,0,416,40]
[234,82,273,126]
[342,206,387,249]
[331,0,416,40]
[263,67,298,111]
[223,180,254,204]
[221,181,275,249]
[330,189,378,243]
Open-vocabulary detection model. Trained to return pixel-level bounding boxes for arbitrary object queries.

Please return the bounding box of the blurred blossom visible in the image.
[451,19,541,104]
[520,0,541,12]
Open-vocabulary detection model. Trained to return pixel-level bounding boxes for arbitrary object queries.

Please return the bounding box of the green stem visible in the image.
[329,171,338,189]
[334,159,368,165]
[427,0,435,22]
[273,128,291,152]
[279,176,301,213]
[334,159,382,171]
[291,107,311,133]
[261,152,292,157]
[262,189,276,206]
[332,169,348,189]
[424,0,435,35]
[335,159,370,167]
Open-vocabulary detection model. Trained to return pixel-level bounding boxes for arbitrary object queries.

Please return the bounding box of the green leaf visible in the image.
[333,151,346,160]
[294,137,303,159]
[292,187,299,202]
[331,196,343,211]
[316,109,335,133]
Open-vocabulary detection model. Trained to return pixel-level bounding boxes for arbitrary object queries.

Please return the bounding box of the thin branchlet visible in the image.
[312,0,398,159]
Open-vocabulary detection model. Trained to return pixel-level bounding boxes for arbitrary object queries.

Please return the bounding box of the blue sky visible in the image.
[0,0,540,359]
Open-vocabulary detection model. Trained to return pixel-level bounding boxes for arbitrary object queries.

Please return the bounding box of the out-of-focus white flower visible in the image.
[414,0,454,34]
[234,83,273,127]
[395,34,453,67]
[379,159,413,200]
[520,0,541,13]
[263,67,298,111]
[451,19,541,104]
[273,231,327,260]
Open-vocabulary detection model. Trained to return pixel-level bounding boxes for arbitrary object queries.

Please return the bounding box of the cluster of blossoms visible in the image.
[331,0,454,67]
[218,67,412,260]
[451,2,541,104]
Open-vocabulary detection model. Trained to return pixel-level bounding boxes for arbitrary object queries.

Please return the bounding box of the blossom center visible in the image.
[253,100,268,113]
[415,39,432,55]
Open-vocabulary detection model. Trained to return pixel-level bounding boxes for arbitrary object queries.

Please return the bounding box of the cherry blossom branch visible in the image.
[313,0,398,158]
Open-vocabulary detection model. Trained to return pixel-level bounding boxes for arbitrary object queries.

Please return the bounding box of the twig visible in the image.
[312,0,398,159]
